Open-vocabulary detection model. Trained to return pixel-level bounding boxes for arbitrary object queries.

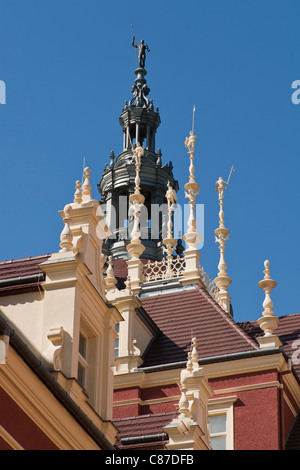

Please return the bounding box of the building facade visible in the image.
[0,48,299,450]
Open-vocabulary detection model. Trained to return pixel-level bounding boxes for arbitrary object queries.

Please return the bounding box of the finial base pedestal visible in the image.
[257,334,282,349]
[180,249,205,287]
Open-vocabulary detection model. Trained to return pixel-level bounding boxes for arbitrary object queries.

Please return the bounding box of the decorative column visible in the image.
[126,142,145,294]
[257,260,282,348]
[164,338,213,450]
[163,181,177,278]
[181,131,204,287]
[213,177,232,315]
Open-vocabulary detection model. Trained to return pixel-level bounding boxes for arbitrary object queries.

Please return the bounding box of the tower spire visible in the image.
[98,42,178,261]
[213,176,232,315]
[181,125,204,287]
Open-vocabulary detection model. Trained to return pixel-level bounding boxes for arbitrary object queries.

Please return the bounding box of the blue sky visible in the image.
[0,0,299,323]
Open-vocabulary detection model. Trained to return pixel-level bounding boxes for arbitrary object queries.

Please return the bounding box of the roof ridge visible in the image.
[0,254,51,265]
[279,312,300,319]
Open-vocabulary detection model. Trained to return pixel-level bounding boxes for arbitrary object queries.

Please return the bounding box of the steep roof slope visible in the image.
[140,285,259,368]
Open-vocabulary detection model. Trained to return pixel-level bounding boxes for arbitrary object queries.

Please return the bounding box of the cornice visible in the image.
[114,350,296,392]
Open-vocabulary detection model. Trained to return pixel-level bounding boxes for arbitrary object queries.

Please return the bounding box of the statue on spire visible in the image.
[131,25,150,69]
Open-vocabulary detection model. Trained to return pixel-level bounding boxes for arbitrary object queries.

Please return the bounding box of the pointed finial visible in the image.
[213,174,232,314]
[105,255,118,291]
[178,385,189,418]
[182,130,201,250]
[191,337,199,370]
[257,260,279,337]
[59,205,74,253]
[186,351,193,372]
[74,180,82,204]
[263,259,271,280]
[82,167,92,201]
[125,275,132,293]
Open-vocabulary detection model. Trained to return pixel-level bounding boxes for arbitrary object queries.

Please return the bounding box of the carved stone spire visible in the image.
[82,167,92,202]
[59,205,74,253]
[213,176,232,315]
[181,130,204,287]
[105,256,118,292]
[74,180,82,204]
[257,260,281,348]
[183,131,201,249]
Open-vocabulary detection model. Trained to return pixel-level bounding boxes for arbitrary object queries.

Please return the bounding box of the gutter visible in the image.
[121,433,168,445]
[0,273,45,288]
[138,347,291,373]
[0,312,114,450]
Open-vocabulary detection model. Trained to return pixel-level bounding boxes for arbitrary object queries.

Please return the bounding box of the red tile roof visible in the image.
[0,254,50,294]
[114,412,177,449]
[140,286,259,368]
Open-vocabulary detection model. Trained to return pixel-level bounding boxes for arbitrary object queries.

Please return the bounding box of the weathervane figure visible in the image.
[215,176,227,200]
[131,25,150,69]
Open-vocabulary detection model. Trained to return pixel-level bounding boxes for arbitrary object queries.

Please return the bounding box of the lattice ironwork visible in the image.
[142,256,185,283]
[142,258,222,309]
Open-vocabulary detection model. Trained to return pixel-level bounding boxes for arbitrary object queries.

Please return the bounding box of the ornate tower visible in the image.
[98,52,179,260]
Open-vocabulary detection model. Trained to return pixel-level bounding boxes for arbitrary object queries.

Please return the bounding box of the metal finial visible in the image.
[192,105,196,134]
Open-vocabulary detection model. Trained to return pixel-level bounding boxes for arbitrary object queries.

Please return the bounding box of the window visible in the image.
[208,396,237,450]
[208,414,227,450]
[114,324,119,359]
[77,332,88,389]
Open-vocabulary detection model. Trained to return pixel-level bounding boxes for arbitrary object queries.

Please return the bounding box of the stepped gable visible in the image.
[114,412,177,449]
[0,254,50,294]
[140,285,259,368]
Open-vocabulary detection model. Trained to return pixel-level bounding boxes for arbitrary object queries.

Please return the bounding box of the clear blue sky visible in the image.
[0,0,299,323]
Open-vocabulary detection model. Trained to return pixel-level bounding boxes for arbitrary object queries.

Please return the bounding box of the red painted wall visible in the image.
[113,369,293,450]
[0,386,59,450]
